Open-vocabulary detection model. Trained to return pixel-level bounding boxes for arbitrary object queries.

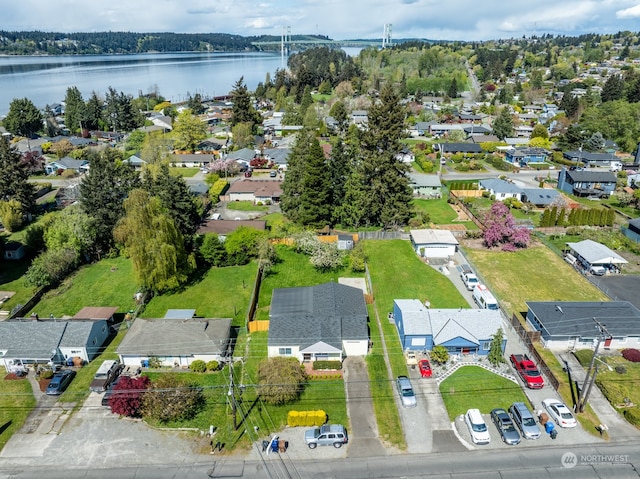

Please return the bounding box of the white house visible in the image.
[268,282,369,362]
[116,318,231,367]
[410,229,459,259]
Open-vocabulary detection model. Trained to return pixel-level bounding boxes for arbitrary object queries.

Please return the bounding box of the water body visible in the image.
[0,52,286,116]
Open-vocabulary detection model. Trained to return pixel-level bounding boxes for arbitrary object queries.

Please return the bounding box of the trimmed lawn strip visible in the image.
[169,168,200,177]
[439,366,530,421]
[59,328,126,403]
[464,245,609,316]
[366,304,405,449]
[33,257,139,317]
[142,263,258,326]
[0,368,35,452]
[412,198,459,224]
[226,201,270,212]
[0,260,34,314]
[255,246,363,320]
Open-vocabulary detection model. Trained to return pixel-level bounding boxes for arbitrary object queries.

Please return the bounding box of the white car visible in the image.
[464,409,491,444]
[542,398,577,428]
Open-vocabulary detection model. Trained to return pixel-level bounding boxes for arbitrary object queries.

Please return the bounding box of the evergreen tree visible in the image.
[0,138,35,213]
[229,77,262,133]
[299,85,313,117]
[280,131,307,224]
[567,208,576,226]
[447,78,458,98]
[550,206,558,226]
[335,163,367,228]
[85,91,103,131]
[557,208,566,227]
[4,98,43,137]
[328,139,350,223]
[540,208,551,227]
[606,208,616,226]
[79,149,141,257]
[64,86,87,134]
[559,93,579,119]
[492,107,514,140]
[487,328,506,367]
[297,135,332,227]
[601,74,624,102]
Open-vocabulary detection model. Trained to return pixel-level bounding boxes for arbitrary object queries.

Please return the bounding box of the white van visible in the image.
[472,284,499,310]
[564,253,577,266]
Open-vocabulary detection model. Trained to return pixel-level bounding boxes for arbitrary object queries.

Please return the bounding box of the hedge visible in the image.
[209,179,229,203]
[312,360,342,371]
[287,410,328,427]
[623,408,640,427]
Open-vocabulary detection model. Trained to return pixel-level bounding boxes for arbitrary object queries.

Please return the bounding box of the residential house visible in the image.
[396,146,415,163]
[123,154,147,170]
[563,151,618,168]
[463,125,492,136]
[226,148,257,168]
[262,147,291,170]
[410,229,458,258]
[566,239,628,272]
[44,157,89,176]
[268,282,369,362]
[226,179,283,204]
[436,143,483,155]
[166,153,214,168]
[116,318,231,367]
[197,219,267,240]
[350,110,368,127]
[0,319,109,367]
[514,125,534,138]
[392,300,506,356]
[526,301,640,351]
[429,124,465,136]
[470,134,500,144]
[3,241,26,260]
[479,178,523,201]
[623,218,640,243]
[408,173,442,198]
[520,188,561,207]
[504,147,549,167]
[557,168,617,198]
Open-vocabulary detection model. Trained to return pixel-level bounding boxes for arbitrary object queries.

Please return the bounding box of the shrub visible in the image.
[622,349,640,362]
[140,374,205,422]
[430,345,449,364]
[110,376,150,417]
[287,410,327,427]
[615,365,627,374]
[39,370,54,380]
[206,360,220,371]
[623,408,640,427]
[189,360,206,373]
[147,356,162,369]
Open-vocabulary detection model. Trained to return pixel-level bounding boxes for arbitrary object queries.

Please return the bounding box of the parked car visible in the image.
[464,408,491,444]
[304,424,348,449]
[542,398,577,428]
[509,402,541,439]
[45,369,76,395]
[101,376,123,407]
[418,359,432,378]
[396,376,417,408]
[269,170,277,177]
[490,408,521,445]
[590,265,606,276]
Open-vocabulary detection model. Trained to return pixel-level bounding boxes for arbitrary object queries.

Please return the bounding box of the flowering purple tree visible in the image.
[209,159,241,177]
[483,202,530,250]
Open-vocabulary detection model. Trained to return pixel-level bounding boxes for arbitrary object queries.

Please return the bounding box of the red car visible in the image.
[418,359,432,378]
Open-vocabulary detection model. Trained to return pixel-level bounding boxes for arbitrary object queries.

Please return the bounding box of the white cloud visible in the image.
[617,4,640,18]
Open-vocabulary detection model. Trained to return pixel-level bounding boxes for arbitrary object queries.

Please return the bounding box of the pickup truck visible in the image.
[510,354,544,389]
[461,272,479,291]
[90,360,122,393]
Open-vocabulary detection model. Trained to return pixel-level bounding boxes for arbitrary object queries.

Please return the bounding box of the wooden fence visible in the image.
[448,192,486,230]
[509,313,560,390]
[248,320,270,332]
[357,231,410,240]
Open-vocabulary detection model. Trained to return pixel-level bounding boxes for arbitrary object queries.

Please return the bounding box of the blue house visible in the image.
[392,300,505,356]
[557,168,617,198]
[504,147,549,167]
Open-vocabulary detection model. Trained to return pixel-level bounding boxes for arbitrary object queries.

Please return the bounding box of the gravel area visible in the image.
[243,427,348,462]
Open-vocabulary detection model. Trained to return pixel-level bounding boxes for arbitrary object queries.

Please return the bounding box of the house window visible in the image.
[411,338,426,347]
[278,348,292,355]
[92,338,97,345]
[482,341,491,350]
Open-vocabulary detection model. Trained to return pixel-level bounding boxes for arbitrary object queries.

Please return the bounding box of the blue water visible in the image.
[0,52,286,115]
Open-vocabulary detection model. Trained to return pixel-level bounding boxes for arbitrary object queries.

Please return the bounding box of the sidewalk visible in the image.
[559,352,640,441]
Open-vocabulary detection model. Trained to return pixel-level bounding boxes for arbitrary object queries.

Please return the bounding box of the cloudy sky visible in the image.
[4,0,640,41]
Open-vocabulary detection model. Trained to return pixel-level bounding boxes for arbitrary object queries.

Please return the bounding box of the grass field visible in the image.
[142,263,258,325]
[32,257,140,318]
[226,201,270,212]
[0,260,35,314]
[439,366,530,420]
[412,198,458,224]
[0,368,35,452]
[365,240,467,380]
[254,246,363,320]
[169,167,200,177]
[464,244,609,316]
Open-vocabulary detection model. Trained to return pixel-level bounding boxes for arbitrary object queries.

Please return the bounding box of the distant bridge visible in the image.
[251,39,384,49]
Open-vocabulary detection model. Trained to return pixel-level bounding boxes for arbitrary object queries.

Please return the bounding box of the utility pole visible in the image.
[577,318,610,412]
[228,360,237,430]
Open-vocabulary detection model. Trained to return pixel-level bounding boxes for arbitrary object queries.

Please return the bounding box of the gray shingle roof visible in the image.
[0,321,67,359]
[527,301,640,337]
[479,178,523,195]
[269,282,368,349]
[116,318,231,356]
[521,188,560,206]
[566,170,617,183]
[59,322,98,348]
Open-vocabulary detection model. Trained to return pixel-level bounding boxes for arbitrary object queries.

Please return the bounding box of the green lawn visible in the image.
[365,240,467,379]
[170,167,200,177]
[31,257,139,318]
[142,263,258,326]
[226,201,270,212]
[0,260,35,314]
[0,368,36,452]
[412,198,458,224]
[439,366,530,420]
[254,246,363,320]
[464,244,609,316]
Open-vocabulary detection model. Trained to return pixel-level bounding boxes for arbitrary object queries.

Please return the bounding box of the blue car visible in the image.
[46,370,76,395]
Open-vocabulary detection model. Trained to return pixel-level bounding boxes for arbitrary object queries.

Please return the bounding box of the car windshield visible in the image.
[527,371,540,376]
[472,423,487,432]
[523,417,536,427]
[402,388,414,397]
